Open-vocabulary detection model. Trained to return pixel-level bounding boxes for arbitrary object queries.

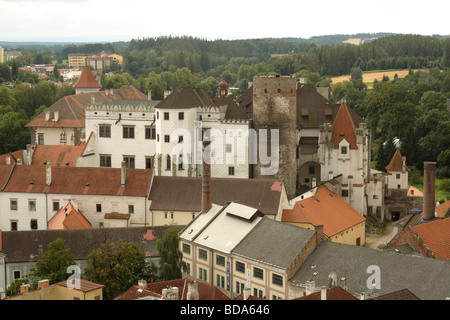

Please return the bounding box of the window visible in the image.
[178,112,184,120]
[253,288,263,298]
[272,274,283,287]
[178,135,183,143]
[157,111,159,119]
[373,195,378,200]
[30,219,38,230]
[199,267,207,281]
[397,184,401,189]
[341,146,348,154]
[123,156,135,169]
[53,201,60,211]
[228,166,235,176]
[182,243,191,255]
[216,274,225,288]
[198,248,207,261]
[166,155,171,170]
[99,125,111,138]
[13,270,21,279]
[226,144,232,153]
[11,221,17,231]
[157,134,160,142]
[128,205,134,214]
[185,262,191,275]
[216,255,225,267]
[253,267,264,280]
[123,126,135,139]
[29,200,36,211]
[145,126,156,139]
[235,261,245,273]
[236,281,245,294]
[38,133,44,145]
[10,199,18,210]
[396,174,401,179]
[145,157,153,169]
[100,155,111,168]
[164,135,170,143]
[178,154,183,170]
[342,190,348,197]
[96,204,102,212]
[164,112,169,120]
[309,166,315,174]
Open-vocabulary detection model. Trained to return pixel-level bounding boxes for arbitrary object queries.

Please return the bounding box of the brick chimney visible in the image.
[38,279,49,290]
[20,284,29,294]
[201,140,212,213]
[423,162,436,220]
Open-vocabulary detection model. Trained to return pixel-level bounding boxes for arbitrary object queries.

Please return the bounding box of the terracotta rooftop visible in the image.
[332,104,357,149]
[0,165,152,197]
[149,176,284,216]
[412,218,450,260]
[31,144,86,167]
[368,288,420,300]
[26,85,148,128]
[294,286,358,300]
[435,200,450,218]
[0,150,25,165]
[72,65,101,88]
[385,150,410,172]
[48,200,92,230]
[115,278,231,300]
[282,185,366,238]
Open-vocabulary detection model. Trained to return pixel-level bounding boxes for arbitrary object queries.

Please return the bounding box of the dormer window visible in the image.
[341,146,348,154]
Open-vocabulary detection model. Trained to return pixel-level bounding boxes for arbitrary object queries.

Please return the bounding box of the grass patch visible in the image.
[412,178,450,203]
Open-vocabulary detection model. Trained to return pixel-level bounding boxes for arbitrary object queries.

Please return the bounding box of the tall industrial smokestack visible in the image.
[423,162,436,220]
[201,140,212,213]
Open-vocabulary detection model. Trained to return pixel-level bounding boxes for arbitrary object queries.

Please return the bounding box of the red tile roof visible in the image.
[332,104,357,149]
[282,185,366,238]
[386,150,410,172]
[73,65,101,88]
[48,200,92,230]
[0,165,152,197]
[31,144,86,167]
[412,218,450,260]
[56,279,105,292]
[369,288,420,300]
[294,286,358,300]
[0,150,25,165]
[435,200,450,218]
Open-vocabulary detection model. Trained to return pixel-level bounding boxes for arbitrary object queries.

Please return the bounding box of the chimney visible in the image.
[187,281,199,300]
[53,111,59,122]
[91,95,95,104]
[164,90,172,99]
[46,162,52,186]
[45,111,50,122]
[423,162,436,220]
[202,140,212,213]
[138,279,147,290]
[305,280,315,296]
[38,279,49,290]
[17,158,22,166]
[148,90,152,101]
[121,161,126,186]
[243,287,251,300]
[402,156,406,173]
[321,286,327,300]
[20,284,29,295]
[5,156,10,165]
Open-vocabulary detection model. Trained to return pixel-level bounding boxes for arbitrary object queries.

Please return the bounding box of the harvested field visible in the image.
[331,69,422,86]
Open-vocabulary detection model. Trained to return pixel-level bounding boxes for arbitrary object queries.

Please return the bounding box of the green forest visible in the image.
[0,34,449,198]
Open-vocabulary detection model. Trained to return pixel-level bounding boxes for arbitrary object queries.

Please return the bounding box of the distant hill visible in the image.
[268,33,400,46]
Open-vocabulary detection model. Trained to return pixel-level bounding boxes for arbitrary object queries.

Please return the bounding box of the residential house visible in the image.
[282,184,366,246]
[86,54,113,74]
[3,279,104,300]
[68,53,88,69]
[148,176,289,226]
[0,225,170,299]
[48,200,92,230]
[0,162,152,231]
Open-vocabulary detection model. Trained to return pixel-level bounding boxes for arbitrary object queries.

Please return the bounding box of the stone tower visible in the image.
[252,75,297,199]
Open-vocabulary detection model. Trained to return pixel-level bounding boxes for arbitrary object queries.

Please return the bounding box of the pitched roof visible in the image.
[368,288,420,300]
[0,150,25,165]
[156,88,216,109]
[56,279,105,292]
[332,104,357,149]
[294,286,358,300]
[412,218,450,260]
[282,185,366,238]
[0,226,172,263]
[0,165,152,197]
[289,241,450,300]
[386,149,410,172]
[26,85,148,128]
[31,144,86,167]
[435,200,450,218]
[232,218,315,269]
[148,176,284,216]
[115,278,230,300]
[48,200,92,230]
[73,65,101,88]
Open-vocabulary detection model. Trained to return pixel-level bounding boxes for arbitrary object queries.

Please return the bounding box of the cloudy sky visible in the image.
[1,0,449,42]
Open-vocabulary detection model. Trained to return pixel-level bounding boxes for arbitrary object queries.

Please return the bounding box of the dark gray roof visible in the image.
[289,241,450,300]
[232,218,315,270]
[1,226,174,263]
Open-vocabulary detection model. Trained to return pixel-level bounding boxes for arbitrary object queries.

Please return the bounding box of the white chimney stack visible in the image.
[138,279,147,290]
[187,281,199,300]
[243,287,251,300]
[121,161,126,186]
[5,156,10,165]
[305,280,315,296]
[54,111,59,122]
[148,90,152,101]
[45,111,50,121]
[46,162,52,186]
[321,286,327,300]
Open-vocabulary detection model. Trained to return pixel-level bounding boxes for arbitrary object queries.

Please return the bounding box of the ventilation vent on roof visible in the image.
[316,199,320,202]
[203,235,209,240]
[188,229,193,234]
[300,204,304,208]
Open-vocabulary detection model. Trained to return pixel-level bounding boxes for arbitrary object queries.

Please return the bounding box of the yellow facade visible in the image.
[68,54,87,69]
[108,54,123,65]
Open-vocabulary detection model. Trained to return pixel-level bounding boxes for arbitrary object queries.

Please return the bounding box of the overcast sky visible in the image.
[1,0,449,42]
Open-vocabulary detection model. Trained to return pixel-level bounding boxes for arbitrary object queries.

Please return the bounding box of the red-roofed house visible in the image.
[48,200,92,230]
[73,65,102,94]
[385,149,409,192]
[282,185,366,246]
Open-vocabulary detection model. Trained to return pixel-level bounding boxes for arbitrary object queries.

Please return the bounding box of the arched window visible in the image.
[166,155,171,170]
